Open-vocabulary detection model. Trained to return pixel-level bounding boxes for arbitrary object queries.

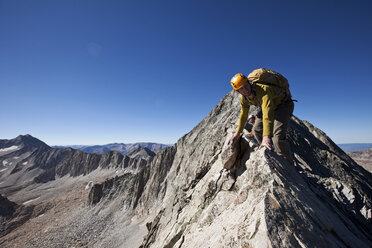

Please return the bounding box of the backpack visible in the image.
[247,68,292,100]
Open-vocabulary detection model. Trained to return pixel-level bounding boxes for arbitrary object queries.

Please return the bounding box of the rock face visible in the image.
[1,91,371,247]
[88,146,176,209]
[0,194,17,217]
[0,194,51,238]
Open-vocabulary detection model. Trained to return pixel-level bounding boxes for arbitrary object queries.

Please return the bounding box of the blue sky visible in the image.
[0,0,371,145]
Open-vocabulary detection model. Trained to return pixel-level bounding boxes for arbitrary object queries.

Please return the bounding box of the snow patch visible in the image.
[85,181,94,190]
[2,160,8,166]
[23,197,40,205]
[23,161,28,165]
[304,138,311,146]
[0,146,19,153]
[0,168,8,172]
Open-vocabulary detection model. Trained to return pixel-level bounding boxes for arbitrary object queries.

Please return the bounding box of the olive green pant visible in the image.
[253,101,294,165]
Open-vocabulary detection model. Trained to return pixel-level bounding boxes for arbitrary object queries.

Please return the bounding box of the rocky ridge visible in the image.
[0,137,151,197]
[1,91,371,247]
[0,136,153,247]
[88,91,372,247]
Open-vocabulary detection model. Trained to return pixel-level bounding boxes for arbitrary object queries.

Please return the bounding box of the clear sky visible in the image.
[0,0,371,145]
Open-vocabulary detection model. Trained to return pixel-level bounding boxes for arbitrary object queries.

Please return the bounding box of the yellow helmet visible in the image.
[230,73,248,90]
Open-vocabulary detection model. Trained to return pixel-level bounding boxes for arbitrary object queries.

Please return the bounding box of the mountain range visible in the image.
[0,91,371,248]
[53,142,169,156]
[337,143,372,152]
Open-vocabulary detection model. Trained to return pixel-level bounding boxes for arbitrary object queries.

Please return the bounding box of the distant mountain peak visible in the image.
[14,134,50,148]
[75,142,168,156]
[0,134,49,150]
[126,146,156,160]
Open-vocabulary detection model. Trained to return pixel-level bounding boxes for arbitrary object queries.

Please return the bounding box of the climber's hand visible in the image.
[259,136,272,150]
[231,132,241,142]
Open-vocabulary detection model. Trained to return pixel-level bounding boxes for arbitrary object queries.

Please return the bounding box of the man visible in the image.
[230,68,295,165]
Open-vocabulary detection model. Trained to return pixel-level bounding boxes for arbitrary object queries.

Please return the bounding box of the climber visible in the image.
[230,68,295,165]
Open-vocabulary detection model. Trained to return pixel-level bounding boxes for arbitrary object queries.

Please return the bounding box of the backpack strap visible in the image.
[255,80,296,102]
[255,81,279,87]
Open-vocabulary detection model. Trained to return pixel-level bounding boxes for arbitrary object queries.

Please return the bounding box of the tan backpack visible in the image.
[247,68,292,100]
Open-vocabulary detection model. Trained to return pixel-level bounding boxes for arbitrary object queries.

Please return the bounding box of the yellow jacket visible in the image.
[237,83,288,136]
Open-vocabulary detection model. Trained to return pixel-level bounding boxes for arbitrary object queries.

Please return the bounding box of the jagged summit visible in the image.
[15,134,49,147]
[135,92,371,247]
